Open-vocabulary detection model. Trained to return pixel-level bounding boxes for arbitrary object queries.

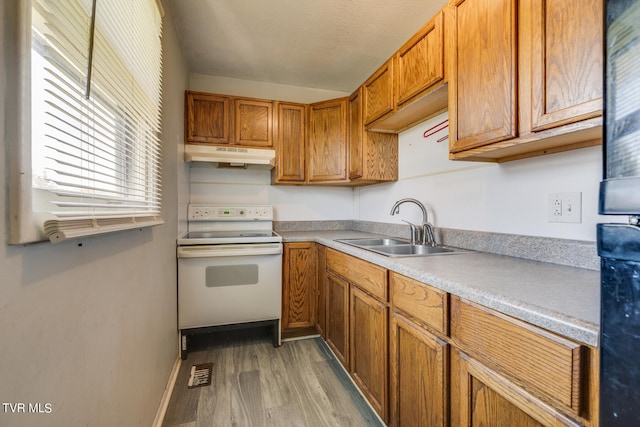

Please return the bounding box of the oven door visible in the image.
[177,243,282,330]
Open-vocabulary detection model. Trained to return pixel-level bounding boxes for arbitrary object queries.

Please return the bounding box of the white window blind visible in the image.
[28,0,164,243]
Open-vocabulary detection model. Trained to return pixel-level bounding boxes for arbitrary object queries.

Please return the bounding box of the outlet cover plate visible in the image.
[547,192,582,223]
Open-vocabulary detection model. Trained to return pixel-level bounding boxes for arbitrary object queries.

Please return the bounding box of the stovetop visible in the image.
[179,204,281,245]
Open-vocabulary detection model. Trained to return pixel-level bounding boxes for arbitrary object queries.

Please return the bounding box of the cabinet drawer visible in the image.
[450,296,584,414]
[326,248,387,301]
[390,272,447,335]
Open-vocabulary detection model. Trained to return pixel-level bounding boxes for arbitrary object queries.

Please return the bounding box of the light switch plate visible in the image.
[547,192,582,223]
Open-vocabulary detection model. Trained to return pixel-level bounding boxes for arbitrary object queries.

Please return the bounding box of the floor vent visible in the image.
[188,363,213,388]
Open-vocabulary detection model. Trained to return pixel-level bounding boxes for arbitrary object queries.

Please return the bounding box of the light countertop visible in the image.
[280,230,600,347]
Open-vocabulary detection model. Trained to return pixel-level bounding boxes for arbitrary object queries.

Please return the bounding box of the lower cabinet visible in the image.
[312,248,599,426]
[389,312,447,427]
[452,349,582,427]
[315,244,327,338]
[281,242,317,337]
[350,285,389,422]
[325,271,350,367]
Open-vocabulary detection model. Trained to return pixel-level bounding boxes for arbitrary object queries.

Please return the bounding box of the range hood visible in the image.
[185,145,276,169]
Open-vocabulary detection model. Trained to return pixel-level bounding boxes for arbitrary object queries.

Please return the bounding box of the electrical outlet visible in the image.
[547,192,582,223]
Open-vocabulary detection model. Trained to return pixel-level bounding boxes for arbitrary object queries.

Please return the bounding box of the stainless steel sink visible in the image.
[336,238,409,246]
[335,238,472,257]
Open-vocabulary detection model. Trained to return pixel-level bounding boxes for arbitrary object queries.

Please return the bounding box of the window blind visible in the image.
[30,0,163,243]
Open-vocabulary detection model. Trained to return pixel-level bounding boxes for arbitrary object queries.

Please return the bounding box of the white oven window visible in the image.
[206,265,259,287]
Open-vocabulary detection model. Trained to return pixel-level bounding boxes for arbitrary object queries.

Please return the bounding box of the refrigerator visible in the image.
[598,0,640,424]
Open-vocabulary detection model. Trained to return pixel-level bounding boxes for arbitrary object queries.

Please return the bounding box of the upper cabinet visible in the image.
[308,98,349,183]
[448,0,603,162]
[274,102,307,183]
[185,92,231,144]
[448,0,518,153]
[233,98,273,147]
[365,10,449,133]
[528,0,603,132]
[185,91,274,148]
[362,58,395,126]
[349,88,399,184]
[395,10,445,107]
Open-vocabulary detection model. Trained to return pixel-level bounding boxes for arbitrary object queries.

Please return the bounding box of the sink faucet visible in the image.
[389,198,436,246]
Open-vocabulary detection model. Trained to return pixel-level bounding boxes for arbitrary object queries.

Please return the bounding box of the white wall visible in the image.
[356,112,607,241]
[0,2,188,427]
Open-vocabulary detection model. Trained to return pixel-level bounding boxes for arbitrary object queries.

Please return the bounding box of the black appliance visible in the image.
[598,0,640,424]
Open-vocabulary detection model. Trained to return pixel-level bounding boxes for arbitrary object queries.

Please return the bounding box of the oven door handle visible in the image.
[177,243,282,258]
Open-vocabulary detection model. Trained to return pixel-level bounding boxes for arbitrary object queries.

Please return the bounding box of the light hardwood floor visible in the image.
[163,328,382,427]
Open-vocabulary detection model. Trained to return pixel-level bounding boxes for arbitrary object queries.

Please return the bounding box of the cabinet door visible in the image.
[363,59,394,125]
[455,351,582,427]
[275,102,306,182]
[350,285,389,422]
[326,272,349,367]
[389,312,447,427]
[185,91,230,144]
[395,10,445,106]
[529,0,603,132]
[315,244,327,338]
[282,242,316,332]
[449,0,518,152]
[234,98,273,147]
[348,89,363,180]
[308,98,348,182]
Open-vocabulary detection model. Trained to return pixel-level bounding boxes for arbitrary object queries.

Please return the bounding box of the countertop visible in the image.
[280,230,600,347]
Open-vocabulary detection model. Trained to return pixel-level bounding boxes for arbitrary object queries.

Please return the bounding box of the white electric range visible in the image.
[177,204,282,358]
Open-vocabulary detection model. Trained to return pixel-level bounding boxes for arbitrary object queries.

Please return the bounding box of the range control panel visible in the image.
[188,205,273,221]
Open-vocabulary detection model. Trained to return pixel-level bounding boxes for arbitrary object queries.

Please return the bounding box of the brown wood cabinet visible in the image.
[448,0,518,153]
[281,242,317,337]
[325,271,350,367]
[326,248,389,422]
[185,92,231,144]
[449,296,598,426]
[318,250,599,427]
[233,98,273,147]
[363,58,395,126]
[389,312,447,427]
[308,98,349,183]
[448,0,603,162]
[348,88,399,184]
[395,10,445,108]
[185,91,274,148]
[350,285,389,422]
[389,272,449,427]
[274,102,307,183]
[453,349,582,427]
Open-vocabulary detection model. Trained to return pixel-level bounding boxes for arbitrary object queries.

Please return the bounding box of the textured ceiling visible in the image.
[168,0,448,93]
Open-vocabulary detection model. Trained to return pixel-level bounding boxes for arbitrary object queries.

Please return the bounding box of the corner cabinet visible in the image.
[348,88,398,184]
[448,0,603,162]
[281,242,317,338]
[185,91,274,148]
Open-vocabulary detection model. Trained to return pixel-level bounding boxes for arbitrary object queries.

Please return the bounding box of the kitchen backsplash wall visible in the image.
[189,164,354,220]
[357,112,609,242]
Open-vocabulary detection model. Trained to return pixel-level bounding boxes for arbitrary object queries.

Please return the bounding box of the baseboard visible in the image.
[152,356,182,427]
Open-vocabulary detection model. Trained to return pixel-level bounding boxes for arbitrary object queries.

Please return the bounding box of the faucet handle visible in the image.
[401,220,421,243]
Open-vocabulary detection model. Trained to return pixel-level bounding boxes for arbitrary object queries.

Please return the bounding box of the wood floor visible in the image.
[162,328,382,427]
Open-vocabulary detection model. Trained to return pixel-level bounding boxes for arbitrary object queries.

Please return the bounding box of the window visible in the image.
[10,0,163,243]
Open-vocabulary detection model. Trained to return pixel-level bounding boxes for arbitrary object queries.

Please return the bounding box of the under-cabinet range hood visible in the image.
[185,145,276,169]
